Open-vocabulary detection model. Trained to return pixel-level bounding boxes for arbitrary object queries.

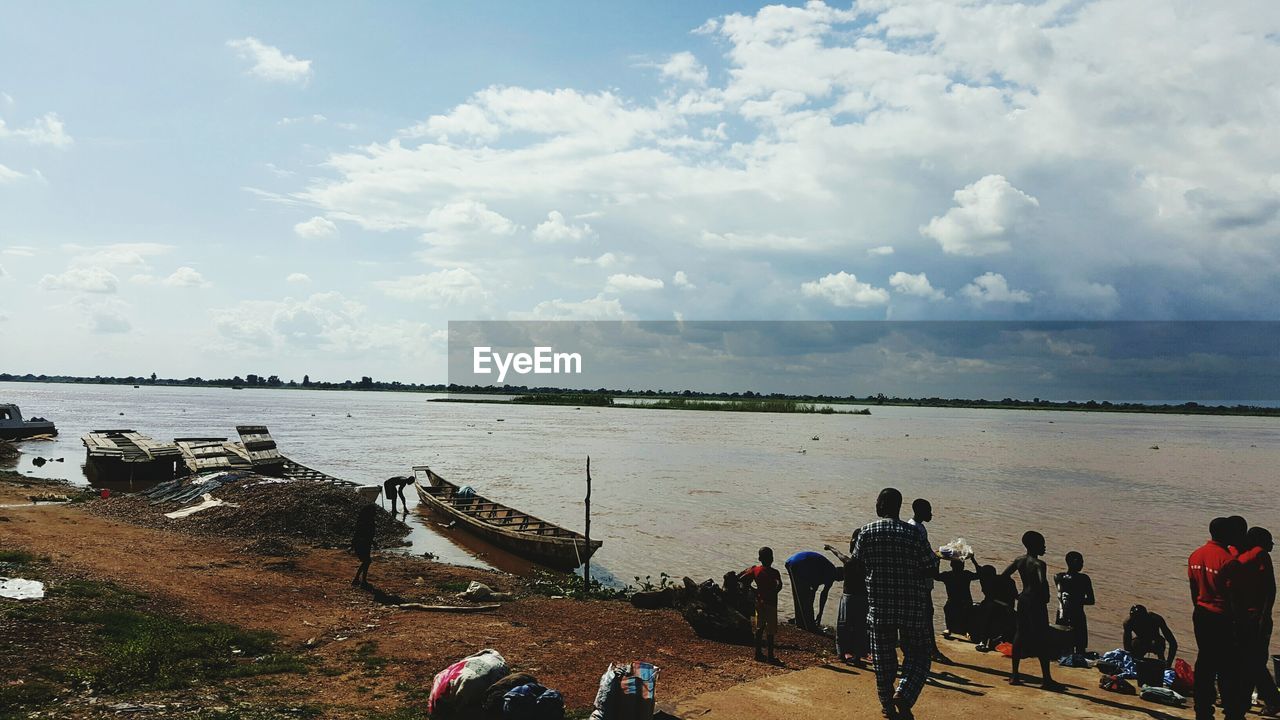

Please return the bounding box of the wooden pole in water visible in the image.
[584,455,592,591]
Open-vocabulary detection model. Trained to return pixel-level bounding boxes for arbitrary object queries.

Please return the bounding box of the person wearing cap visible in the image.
[1123,605,1178,667]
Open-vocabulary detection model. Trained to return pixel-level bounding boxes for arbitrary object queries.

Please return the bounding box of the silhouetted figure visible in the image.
[1189,517,1246,720]
[854,487,936,718]
[352,503,376,589]
[937,556,980,639]
[383,475,411,514]
[1233,527,1280,715]
[739,546,783,663]
[1123,605,1178,667]
[907,498,946,662]
[1003,531,1063,690]
[826,529,870,664]
[1054,551,1095,654]
[973,563,1017,650]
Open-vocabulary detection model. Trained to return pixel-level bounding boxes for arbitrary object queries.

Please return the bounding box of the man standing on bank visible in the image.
[853,488,937,719]
[1189,517,1246,720]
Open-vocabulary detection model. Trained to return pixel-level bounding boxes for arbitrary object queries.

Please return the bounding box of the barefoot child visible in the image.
[1003,531,1063,690]
[739,546,783,662]
[826,530,870,664]
[1054,551,1095,655]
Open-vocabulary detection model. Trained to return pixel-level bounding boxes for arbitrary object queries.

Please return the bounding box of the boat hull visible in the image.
[0,423,57,440]
[412,468,601,571]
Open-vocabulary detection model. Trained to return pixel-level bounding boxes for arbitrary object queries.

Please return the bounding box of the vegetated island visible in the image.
[2,372,1277,416]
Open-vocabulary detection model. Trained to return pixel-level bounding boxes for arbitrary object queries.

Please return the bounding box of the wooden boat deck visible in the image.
[83,430,181,462]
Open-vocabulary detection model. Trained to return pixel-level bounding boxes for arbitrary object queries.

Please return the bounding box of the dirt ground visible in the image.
[676,635,1199,720]
[1,474,832,717]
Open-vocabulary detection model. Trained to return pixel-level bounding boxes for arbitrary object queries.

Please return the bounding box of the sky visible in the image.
[2,1,1279,387]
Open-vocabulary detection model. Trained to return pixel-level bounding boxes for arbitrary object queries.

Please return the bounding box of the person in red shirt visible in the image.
[1188,517,1246,720]
[1234,527,1280,716]
[739,546,783,664]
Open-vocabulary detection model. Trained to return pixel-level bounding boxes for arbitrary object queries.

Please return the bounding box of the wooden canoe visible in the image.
[411,465,601,571]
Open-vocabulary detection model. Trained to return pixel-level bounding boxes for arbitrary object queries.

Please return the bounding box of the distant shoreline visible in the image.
[3,376,1277,417]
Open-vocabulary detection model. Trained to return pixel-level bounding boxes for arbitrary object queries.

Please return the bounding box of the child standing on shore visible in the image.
[1003,531,1064,690]
[1054,551,1095,655]
[739,546,783,663]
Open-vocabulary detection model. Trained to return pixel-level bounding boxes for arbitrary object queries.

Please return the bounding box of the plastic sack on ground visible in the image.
[1172,658,1194,695]
[1058,653,1091,668]
[480,672,538,718]
[995,642,1014,658]
[502,682,564,720]
[1140,686,1186,706]
[939,538,973,560]
[428,649,509,717]
[460,581,494,601]
[0,577,45,600]
[589,662,659,720]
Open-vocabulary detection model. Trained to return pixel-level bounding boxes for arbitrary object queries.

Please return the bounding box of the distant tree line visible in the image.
[1,372,1276,416]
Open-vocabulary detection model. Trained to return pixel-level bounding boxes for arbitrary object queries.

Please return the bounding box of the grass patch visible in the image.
[65,607,304,692]
[640,398,865,414]
[352,641,388,676]
[513,393,613,407]
[0,679,59,716]
[437,579,470,594]
[0,549,35,565]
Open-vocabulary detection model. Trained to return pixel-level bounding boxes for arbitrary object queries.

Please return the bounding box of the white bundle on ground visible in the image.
[939,538,973,560]
[0,577,45,600]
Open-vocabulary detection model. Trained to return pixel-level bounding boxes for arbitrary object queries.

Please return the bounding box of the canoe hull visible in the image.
[412,466,601,571]
[0,423,57,440]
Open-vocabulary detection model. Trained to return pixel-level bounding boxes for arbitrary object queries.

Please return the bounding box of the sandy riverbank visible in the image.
[1,474,831,718]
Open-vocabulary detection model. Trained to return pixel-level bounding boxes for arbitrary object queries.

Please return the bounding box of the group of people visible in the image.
[1188,515,1279,720]
[736,489,1280,720]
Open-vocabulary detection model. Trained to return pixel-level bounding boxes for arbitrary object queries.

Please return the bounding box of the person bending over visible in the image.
[785,550,840,631]
[1123,605,1178,667]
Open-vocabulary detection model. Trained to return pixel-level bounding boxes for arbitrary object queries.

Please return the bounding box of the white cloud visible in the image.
[867,245,895,257]
[660,52,709,86]
[698,231,825,252]
[213,292,433,356]
[40,266,120,293]
[0,111,72,148]
[375,268,489,306]
[532,210,594,243]
[0,163,25,183]
[294,216,338,239]
[286,272,311,284]
[673,270,695,289]
[921,175,1040,256]
[162,266,210,288]
[278,114,326,126]
[515,294,630,320]
[801,271,889,307]
[422,201,517,244]
[82,298,132,334]
[961,272,1032,304]
[605,273,665,293]
[226,37,312,84]
[0,263,6,278]
[889,271,946,301]
[69,243,171,268]
[573,252,628,269]
[2,245,36,257]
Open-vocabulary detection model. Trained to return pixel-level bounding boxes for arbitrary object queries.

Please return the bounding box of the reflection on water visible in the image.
[3,381,1277,652]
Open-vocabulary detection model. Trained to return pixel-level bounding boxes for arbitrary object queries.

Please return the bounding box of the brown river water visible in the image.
[4,381,1277,653]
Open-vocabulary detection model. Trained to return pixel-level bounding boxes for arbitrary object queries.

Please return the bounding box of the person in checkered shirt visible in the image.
[852,487,938,719]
